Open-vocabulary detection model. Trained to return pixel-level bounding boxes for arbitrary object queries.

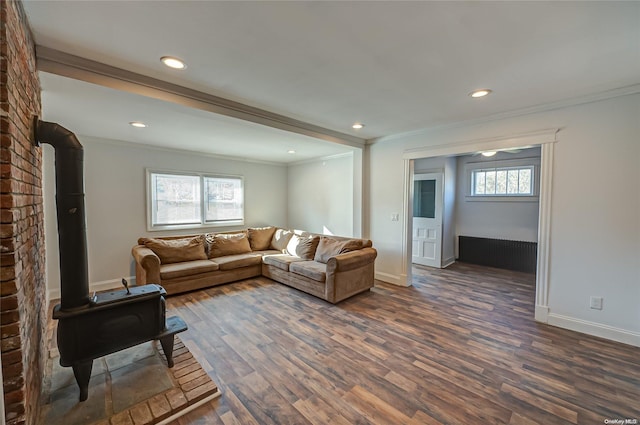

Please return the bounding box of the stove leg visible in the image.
[72,360,93,402]
[159,335,175,368]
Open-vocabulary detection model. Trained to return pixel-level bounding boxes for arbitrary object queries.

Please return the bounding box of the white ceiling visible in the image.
[39,72,352,163]
[23,1,640,162]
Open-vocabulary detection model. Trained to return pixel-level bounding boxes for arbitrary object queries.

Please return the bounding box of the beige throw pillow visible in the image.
[286,234,320,260]
[248,226,277,251]
[314,237,365,263]
[144,236,207,264]
[208,233,252,258]
[340,239,364,253]
[270,228,294,252]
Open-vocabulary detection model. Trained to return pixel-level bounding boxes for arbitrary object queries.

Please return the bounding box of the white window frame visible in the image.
[465,157,540,202]
[146,169,245,231]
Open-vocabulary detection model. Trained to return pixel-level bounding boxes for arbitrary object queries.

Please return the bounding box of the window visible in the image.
[148,170,244,230]
[204,176,244,222]
[471,166,534,196]
[464,156,540,202]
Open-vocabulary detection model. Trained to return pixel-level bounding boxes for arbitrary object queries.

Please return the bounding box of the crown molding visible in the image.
[36,46,366,149]
[369,83,640,145]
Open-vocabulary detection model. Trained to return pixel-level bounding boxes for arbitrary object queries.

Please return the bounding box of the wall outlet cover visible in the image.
[589,296,603,310]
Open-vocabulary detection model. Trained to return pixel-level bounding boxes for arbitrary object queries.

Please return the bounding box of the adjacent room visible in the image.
[2,1,639,425]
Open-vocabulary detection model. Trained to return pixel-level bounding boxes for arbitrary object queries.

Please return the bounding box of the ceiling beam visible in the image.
[36,46,366,149]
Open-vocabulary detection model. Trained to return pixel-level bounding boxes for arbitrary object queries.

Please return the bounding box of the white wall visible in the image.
[368,93,640,345]
[454,148,540,245]
[44,136,287,298]
[287,153,354,236]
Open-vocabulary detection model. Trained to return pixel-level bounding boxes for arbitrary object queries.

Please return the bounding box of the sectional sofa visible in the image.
[132,226,377,303]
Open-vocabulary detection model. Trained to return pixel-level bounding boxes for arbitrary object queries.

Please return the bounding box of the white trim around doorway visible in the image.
[401,128,560,324]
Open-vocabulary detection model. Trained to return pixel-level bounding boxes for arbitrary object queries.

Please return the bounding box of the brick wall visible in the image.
[1,1,47,425]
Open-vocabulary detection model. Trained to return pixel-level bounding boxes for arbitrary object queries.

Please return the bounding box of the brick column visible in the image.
[1,1,47,425]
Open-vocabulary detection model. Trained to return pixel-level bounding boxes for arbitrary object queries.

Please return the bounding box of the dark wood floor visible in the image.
[167,263,640,425]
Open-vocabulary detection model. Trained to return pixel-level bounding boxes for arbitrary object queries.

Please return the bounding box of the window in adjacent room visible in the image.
[147,170,244,230]
[465,156,540,202]
[471,166,534,196]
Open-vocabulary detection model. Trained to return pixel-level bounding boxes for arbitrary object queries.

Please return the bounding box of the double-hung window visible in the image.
[147,170,244,230]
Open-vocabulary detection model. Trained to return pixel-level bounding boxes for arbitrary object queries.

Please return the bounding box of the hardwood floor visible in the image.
[168,263,640,424]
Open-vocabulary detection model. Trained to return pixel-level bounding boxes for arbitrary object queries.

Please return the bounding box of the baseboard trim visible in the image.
[441,257,455,268]
[48,276,136,301]
[547,313,640,348]
[375,271,410,287]
[534,305,549,322]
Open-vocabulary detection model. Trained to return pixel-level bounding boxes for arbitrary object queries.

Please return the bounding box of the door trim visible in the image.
[402,128,559,323]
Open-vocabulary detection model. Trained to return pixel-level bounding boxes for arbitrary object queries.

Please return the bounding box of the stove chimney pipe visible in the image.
[34,118,90,310]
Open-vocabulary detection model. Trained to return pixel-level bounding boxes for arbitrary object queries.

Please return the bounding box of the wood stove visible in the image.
[34,119,187,401]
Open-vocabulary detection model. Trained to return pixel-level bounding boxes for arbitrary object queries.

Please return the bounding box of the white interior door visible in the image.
[412,173,443,268]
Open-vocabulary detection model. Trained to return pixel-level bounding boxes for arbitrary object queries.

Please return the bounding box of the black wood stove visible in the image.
[34,119,187,401]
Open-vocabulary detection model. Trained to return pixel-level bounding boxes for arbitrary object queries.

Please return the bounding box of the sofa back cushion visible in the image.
[248,226,277,251]
[143,236,207,264]
[207,232,252,258]
[286,234,320,260]
[298,232,373,249]
[314,237,364,263]
[270,228,294,252]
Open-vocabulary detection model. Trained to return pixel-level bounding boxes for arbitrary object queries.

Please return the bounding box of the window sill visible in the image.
[147,219,245,232]
[465,196,539,203]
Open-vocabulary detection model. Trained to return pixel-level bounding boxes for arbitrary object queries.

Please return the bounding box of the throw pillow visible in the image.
[207,232,252,258]
[314,237,345,263]
[270,228,294,252]
[144,236,207,264]
[248,226,277,251]
[340,239,364,253]
[314,237,365,263]
[286,234,320,260]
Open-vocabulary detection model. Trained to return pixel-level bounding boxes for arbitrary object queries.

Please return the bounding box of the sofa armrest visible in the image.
[327,247,377,274]
[132,245,161,285]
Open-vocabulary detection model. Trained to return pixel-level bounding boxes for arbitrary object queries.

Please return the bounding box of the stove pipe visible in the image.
[34,118,90,311]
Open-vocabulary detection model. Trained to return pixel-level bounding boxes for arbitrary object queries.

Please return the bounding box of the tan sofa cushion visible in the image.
[270,228,294,252]
[144,236,207,264]
[211,253,262,270]
[313,237,364,263]
[286,234,320,260]
[208,232,252,258]
[290,261,326,282]
[160,259,219,280]
[263,254,305,271]
[248,226,277,251]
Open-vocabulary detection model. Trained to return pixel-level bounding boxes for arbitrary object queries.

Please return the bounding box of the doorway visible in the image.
[401,128,558,323]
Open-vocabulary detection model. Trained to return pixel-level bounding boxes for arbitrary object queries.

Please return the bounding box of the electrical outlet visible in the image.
[590,296,603,310]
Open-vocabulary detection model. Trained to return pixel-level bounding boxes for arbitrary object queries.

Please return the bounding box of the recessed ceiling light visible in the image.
[287,150,296,154]
[160,56,187,70]
[129,121,147,128]
[481,151,497,157]
[470,89,492,98]
[352,123,364,129]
